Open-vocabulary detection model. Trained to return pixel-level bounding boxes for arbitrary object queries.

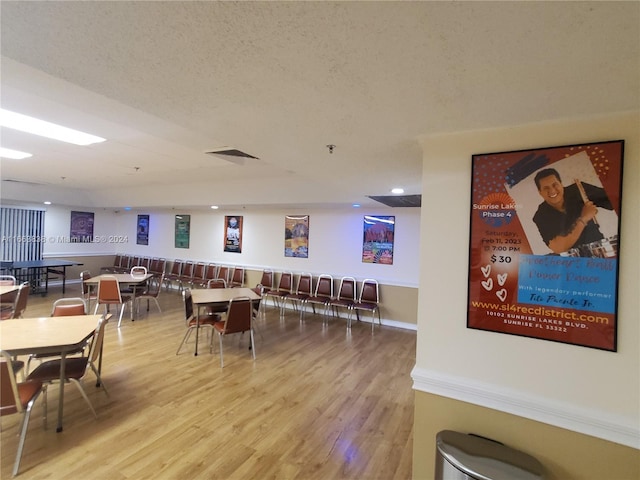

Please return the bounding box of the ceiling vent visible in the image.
[206,148,259,163]
[367,194,422,208]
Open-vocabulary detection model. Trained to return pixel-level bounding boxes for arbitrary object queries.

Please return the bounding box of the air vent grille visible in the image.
[206,149,259,159]
[367,194,422,208]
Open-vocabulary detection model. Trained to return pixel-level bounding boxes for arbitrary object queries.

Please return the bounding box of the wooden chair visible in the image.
[93,275,132,327]
[1,350,45,476]
[27,315,111,420]
[213,296,255,367]
[350,279,381,332]
[176,288,219,356]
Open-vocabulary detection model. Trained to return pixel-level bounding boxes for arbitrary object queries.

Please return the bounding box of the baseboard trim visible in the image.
[411,366,639,449]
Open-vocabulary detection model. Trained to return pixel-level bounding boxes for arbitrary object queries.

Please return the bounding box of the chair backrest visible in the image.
[120,255,132,270]
[193,262,206,282]
[156,258,167,274]
[259,270,274,290]
[295,273,312,295]
[337,277,356,301]
[205,264,218,281]
[146,272,164,296]
[359,279,379,303]
[277,272,293,293]
[181,261,195,279]
[51,297,87,316]
[314,275,333,298]
[0,350,24,415]
[170,259,183,276]
[230,267,244,287]
[207,278,227,289]
[182,288,194,321]
[0,275,16,286]
[96,276,122,303]
[113,254,122,268]
[80,270,92,295]
[11,282,30,318]
[131,266,147,276]
[130,256,141,268]
[140,257,151,269]
[88,315,111,364]
[222,297,253,334]
[217,266,230,283]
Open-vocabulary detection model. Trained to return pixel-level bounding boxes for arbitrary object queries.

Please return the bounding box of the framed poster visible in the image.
[174,214,190,249]
[70,211,94,243]
[285,215,309,258]
[224,216,243,253]
[362,215,395,264]
[467,140,624,351]
[137,214,149,245]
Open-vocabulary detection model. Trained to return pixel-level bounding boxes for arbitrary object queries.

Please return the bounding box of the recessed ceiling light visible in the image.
[391,188,404,194]
[124,207,132,211]
[352,203,361,208]
[43,201,52,205]
[0,108,106,146]
[0,147,32,159]
[210,205,219,209]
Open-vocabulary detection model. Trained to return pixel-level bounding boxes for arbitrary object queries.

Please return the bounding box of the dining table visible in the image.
[83,273,153,320]
[190,287,261,356]
[0,314,103,432]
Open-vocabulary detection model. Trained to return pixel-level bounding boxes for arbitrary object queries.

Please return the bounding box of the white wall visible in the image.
[41,207,421,287]
[414,111,639,447]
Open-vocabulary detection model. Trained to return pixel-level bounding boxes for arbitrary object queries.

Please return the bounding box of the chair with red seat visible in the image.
[350,278,381,333]
[303,274,333,322]
[93,275,132,328]
[327,276,357,328]
[1,350,45,476]
[176,288,220,356]
[213,296,255,368]
[264,271,293,318]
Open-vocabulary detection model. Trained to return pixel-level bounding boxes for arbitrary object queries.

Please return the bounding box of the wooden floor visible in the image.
[1,283,416,479]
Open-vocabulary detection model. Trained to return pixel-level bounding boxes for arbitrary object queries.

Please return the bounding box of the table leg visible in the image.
[194,305,201,356]
[56,352,66,432]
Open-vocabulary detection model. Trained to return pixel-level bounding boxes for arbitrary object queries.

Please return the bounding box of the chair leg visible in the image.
[89,363,109,396]
[13,392,41,476]
[250,329,256,361]
[176,328,193,355]
[70,379,97,418]
[117,304,125,328]
[218,334,224,368]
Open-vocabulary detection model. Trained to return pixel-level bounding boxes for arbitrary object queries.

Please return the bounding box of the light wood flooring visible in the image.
[1,283,416,479]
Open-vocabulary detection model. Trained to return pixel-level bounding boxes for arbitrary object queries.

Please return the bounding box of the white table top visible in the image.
[84,273,153,284]
[191,287,260,305]
[0,315,101,355]
[0,284,20,296]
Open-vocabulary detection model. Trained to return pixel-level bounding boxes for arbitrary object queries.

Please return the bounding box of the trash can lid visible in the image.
[436,430,545,480]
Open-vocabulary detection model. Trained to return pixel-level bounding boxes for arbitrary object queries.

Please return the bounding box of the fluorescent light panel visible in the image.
[0,147,33,159]
[0,108,106,146]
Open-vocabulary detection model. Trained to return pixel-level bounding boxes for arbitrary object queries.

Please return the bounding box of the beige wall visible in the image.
[413,392,639,480]
[414,112,639,478]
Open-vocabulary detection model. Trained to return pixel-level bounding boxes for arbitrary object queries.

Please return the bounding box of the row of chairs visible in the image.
[164,260,244,291]
[254,271,381,332]
[102,254,166,277]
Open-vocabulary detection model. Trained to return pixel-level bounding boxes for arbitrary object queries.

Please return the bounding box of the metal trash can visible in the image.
[435,430,545,480]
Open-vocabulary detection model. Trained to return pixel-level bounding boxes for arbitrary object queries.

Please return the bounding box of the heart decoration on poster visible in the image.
[481,265,491,278]
[496,289,507,302]
[481,278,493,291]
[497,273,508,286]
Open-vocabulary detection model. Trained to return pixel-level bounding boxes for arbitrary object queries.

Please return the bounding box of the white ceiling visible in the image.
[1,1,638,211]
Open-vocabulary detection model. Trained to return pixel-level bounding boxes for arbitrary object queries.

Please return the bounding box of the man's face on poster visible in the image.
[537,173,565,210]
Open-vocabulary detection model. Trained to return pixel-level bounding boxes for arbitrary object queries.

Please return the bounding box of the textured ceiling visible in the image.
[1,1,638,211]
